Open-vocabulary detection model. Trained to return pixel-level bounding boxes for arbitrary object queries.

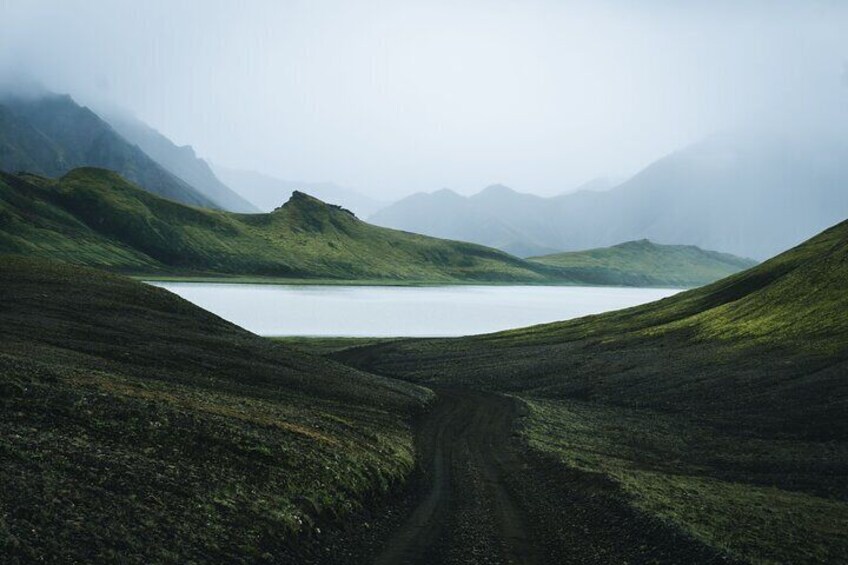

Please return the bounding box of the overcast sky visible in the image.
[1,0,847,199]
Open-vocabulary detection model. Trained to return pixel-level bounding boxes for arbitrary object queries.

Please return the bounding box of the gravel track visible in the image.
[373,389,735,565]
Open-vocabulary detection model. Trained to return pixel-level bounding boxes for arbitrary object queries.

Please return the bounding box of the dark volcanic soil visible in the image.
[374,389,736,565]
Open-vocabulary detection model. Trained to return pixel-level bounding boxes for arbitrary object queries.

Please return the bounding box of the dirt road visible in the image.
[373,389,733,565]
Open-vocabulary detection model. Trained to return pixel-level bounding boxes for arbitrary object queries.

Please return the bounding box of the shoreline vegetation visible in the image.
[139,274,689,289]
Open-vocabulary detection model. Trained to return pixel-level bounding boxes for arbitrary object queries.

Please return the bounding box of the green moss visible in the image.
[522,399,848,564]
[271,336,406,355]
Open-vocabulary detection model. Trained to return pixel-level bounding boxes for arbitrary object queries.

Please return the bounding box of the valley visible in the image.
[2,193,846,564]
[2,3,846,562]
[0,167,755,287]
[335,218,848,563]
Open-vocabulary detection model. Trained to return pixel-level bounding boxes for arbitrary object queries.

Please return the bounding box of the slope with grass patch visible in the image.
[337,219,848,563]
[0,256,431,562]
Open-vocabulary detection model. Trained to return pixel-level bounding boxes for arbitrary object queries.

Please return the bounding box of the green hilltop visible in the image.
[336,218,848,563]
[0,256,430,562]
[0,167,569,283]
[530,238,757,287]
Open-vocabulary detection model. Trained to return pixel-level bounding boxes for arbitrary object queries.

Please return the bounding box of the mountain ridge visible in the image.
[213,165,385,218]
[370,129,848,259]
[105,110,259,212]
[0,167,568,282]
[0,93,217,209]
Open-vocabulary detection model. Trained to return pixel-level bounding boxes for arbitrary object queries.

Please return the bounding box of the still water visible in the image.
[149,283,679,337]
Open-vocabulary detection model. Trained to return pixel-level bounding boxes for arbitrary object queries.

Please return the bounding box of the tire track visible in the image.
[374,389,735,565]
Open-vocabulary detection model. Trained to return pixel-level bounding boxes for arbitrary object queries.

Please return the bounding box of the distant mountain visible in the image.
[105,112,258,212]
[214,165,385,218]
[370,186,559,257]
[530,239,757,287]
[566,177,615,193]
[563,128,848,260]
[370,129,848,259]
[0,167,571,283]
[0,93,216,208]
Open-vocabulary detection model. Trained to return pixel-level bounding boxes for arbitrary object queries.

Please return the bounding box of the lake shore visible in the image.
[137,274,692,289]
[149,282,680,337]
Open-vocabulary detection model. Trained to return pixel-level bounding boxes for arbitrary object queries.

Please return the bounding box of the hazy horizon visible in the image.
[2,0,848,200]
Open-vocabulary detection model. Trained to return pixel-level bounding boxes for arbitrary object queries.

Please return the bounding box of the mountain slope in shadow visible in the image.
[106,111,259,212]
[0,93,216,208]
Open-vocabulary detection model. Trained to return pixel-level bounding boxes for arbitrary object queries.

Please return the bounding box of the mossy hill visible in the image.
[530,239,757,287]
[0,167,569,283]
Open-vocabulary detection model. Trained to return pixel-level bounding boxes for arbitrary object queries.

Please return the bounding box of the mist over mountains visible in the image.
[105,111,258,213]
[0,88,387,219]
[371,127,848,259]
[213,165,385,218]
[2,88,847,262]
[0,93,217,208]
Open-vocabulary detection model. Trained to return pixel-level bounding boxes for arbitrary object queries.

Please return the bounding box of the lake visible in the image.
[149,283,680,337]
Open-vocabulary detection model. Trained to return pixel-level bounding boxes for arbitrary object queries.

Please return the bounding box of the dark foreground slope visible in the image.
[338,220,848,563]
[530,239,757,287]
[0,168,566,283]
[0,257,430,562]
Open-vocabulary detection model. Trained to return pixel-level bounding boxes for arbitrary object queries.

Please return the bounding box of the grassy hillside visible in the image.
[337,219,848,563]
[0,167,568,283]
[0,256,430,562]
[530,239,757,287]
[0,94,216,208]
